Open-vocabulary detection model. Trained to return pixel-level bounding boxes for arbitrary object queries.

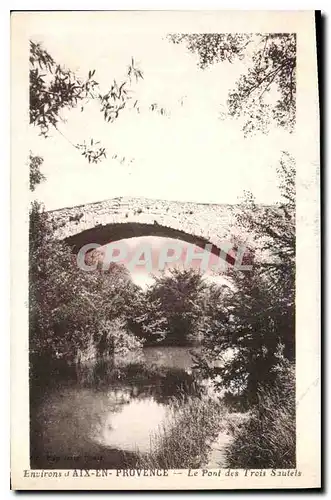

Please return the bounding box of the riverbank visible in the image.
[136,395,223,469]
[30,345,293,471]
[30,346,217,469]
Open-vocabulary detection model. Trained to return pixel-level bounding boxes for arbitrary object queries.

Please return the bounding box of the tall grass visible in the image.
[136,395,223,469]
[225,361,296,468]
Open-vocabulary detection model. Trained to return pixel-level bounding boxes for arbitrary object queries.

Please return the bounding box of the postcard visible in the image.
[11,10,320,490]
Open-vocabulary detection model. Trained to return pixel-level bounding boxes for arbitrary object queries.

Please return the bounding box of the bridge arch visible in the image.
[63,221,226,259]
[48,196,256,267]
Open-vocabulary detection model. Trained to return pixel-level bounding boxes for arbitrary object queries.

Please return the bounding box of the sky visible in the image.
[90,235,236,289]
[28,17,295,210]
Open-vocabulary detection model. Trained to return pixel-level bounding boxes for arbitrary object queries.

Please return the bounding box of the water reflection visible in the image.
[30,347,200,469]
[142,346,197,371]
[93,396,168,453]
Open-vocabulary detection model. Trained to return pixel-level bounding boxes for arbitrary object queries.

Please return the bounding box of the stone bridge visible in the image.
[48,196,262,264]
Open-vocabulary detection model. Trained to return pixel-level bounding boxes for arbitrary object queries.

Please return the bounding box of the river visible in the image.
[30,346,200,469]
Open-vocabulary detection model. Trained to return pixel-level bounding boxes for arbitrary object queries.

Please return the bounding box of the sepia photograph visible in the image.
[10,10,320,490]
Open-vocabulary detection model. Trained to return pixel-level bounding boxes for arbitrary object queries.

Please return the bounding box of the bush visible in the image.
[29,202,143,365]
[225,359,295,468]
[142,269,207,346]
[136,395,222,469]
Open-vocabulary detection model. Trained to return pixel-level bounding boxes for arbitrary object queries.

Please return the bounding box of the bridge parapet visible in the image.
[48,196,239,250]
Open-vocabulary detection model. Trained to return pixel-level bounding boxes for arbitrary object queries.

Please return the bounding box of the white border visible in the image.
[5,5,325,496]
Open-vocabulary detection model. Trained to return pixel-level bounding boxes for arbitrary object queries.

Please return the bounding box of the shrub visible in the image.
[136,395,222,469]
[29,202,143,365]
[225,359,295,468]
[144,269,207,346]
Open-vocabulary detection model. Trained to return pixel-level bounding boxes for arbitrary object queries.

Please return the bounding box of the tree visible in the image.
[195,153,295,402]
[29,202,143,365]
[29,152,46,191]
[127,289,168,345]
[168,33,296,135]
[144,269,207,345]
[234,151,295,361]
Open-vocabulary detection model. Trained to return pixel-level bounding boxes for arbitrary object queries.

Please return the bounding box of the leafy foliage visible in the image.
[228,34,296,135]
[30,41,143,163]
[168,33,250,68]
[29,152,46,191]
[145,269,207,346]
[168,33,296,134]
[29,202,143,364]
[30,41,98,137]
[234,151,295,354]
[128,290,168,345]
[76,139,107,164]
[194,154,295,402]
[225,359,295,468]
[126,269,207,346]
